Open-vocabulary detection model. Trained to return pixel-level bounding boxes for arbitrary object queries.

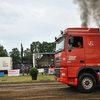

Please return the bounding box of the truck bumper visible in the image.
[54,76,78,86]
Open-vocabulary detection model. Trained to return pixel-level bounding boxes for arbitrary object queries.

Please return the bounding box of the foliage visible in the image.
[0,46,8,57]
[8,41,56,64]
[23,48,32,64]
[30,41,42,53]
[42,41,56,53]
[21,43,23,63]
[9,48,20,64]
[30,41,56,53]
[29,67,38,76]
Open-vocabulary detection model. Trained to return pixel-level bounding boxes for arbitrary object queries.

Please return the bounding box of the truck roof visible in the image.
[64,28,100,35]
[33,53,55,55]
[56,28,100,41]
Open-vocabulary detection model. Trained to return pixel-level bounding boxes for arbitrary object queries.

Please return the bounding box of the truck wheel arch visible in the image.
[76,67,99,85]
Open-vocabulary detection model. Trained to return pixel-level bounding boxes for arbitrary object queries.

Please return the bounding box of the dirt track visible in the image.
[0,82,100,100]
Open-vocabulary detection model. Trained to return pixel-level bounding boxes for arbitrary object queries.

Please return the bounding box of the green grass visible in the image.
[0,73,55,83]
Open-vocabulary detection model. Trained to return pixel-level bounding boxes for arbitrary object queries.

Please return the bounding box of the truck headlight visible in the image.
[61,72,65,76]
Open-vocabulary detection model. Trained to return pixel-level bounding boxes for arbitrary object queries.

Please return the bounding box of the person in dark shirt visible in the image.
[29,66,32,75]
[21,65,25,76]
[26,66,29,75]
[29,66,32,70]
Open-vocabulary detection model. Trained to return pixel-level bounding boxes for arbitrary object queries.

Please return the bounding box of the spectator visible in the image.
[21,65,25,76]
[41,68,44,75]
[44,68,47,75]
[26,66,29,75]
[29,66,32,75]
[29,66,32,70]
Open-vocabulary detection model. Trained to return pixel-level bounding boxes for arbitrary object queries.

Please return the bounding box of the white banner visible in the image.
[38,69,44,72]
[8,69,20,76]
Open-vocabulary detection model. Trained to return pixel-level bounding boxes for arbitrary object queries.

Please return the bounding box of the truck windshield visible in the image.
[55,37,65,53]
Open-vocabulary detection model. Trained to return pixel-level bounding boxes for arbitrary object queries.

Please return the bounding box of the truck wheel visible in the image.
[77,73,96,93]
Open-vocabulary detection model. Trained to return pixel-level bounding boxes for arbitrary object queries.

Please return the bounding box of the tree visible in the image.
[41,41,48,53]
[24,48,32,64]
[48,42,56,52]
[0,46,8,57]
[30,41,41,53]
[21,43,23,63]
[9,48,20,64]
[30,41,56,53]
[41,42,56,53]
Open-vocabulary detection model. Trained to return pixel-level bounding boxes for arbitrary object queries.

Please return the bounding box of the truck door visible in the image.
[67,36,85,77]
[85,36,98,63]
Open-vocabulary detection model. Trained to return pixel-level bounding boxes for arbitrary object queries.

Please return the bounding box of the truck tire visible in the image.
[77,73,96,93]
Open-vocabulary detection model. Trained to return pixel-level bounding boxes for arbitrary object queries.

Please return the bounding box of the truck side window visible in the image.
[68,36,83,49]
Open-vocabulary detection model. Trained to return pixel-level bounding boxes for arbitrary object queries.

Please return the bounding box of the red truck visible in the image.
[54,28,100,93]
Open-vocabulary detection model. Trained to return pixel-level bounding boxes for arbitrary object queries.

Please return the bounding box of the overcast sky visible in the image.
[0,0,98,53]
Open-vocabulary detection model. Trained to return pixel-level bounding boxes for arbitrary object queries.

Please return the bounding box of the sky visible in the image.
[0,0,98,53]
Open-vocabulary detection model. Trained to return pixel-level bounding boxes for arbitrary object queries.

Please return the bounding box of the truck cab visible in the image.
[54,28,100,92]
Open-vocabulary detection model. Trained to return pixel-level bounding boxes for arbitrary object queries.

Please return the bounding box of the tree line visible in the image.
[0,41,56,64]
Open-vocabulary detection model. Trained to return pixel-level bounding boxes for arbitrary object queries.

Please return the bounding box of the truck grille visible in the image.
[54,57,61,61]
[55,67,60,78]
[54,57,61,67]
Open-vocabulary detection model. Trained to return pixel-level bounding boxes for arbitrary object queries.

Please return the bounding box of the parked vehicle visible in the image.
[33,53,55,68]
[0,57,13,73]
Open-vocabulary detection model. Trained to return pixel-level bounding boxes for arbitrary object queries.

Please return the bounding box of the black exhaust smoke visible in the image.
[73,0,100,28]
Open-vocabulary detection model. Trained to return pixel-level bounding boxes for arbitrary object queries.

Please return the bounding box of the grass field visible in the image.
[0,73,55,83]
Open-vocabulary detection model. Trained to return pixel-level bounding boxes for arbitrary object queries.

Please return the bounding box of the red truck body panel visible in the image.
[54,28,100,86]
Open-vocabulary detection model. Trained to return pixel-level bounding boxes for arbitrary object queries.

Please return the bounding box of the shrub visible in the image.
[29,67,38,76]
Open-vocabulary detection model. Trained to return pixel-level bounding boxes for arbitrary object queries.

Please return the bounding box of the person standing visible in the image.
[26,66,29,75]
[44,68,47,75]
[21,65,25,76]
[29,66,32,75]
[41,68,44,75]
[29,66,32,70]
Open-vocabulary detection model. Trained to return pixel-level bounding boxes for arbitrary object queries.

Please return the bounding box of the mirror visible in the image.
[69,36,74,44]
[68,44,73,49]
[68,36,74,50]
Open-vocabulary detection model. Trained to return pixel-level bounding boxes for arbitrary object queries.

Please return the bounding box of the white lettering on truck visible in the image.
[88,41,94,46]
[68,56,76,60]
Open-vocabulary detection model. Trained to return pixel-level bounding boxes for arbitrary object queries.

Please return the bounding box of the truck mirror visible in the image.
[68,36,74,49]
[70,36,74,44]
[68,44,72,49]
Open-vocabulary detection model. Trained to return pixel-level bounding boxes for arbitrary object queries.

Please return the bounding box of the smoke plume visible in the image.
[74,0,100,28]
